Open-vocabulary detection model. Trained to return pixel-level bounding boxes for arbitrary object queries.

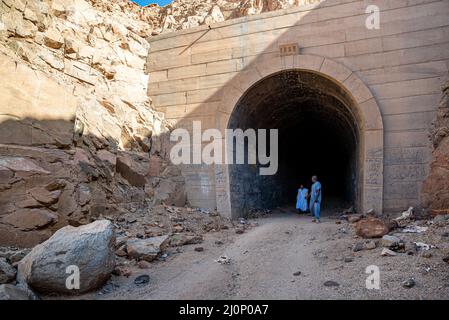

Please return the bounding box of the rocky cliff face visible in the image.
[157,0,321,32]
[0,0,177,248]
[422,81,449,214]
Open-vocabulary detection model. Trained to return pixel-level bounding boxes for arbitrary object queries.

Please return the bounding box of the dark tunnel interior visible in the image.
[228,70,361,216]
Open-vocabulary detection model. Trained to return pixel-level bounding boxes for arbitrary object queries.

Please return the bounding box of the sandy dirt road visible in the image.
[90,212,448,300]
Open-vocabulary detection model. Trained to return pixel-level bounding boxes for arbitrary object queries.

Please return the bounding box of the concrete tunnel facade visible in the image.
[146,0,449,218]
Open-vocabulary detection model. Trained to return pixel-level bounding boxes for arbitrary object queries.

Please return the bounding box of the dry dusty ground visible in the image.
[73,210,448,300]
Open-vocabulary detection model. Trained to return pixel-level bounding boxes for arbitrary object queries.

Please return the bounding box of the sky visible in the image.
[133,0,173,6]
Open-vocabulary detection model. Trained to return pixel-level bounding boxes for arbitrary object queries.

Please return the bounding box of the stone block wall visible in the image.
[147,0,449,215]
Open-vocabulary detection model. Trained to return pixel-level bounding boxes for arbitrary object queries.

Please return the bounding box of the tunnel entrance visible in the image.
[228,70,362,216]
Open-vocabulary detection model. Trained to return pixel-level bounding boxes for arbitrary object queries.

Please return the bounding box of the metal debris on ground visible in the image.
[401,225,428,233]
[414,242,435,251]
[395,207,414,227]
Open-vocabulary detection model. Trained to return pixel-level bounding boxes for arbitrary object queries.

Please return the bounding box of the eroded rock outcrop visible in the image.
[422,81,449,214]
[0,0,186,247]
[157,0,322,32]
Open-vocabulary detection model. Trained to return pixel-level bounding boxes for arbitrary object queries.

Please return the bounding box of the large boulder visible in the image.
[18,220,115,294]
[126,235,169,262]
[355,217,389,238]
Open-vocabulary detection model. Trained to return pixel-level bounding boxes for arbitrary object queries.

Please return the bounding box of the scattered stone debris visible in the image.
[364,240,377,250]
[0,247,31,265]
[112,266,131,277]
[433,214,449,226]
[323,281,340,287]
[216,256,231,265]
[402,278,416,289]
[138,261,151,269]
[126,235,170,262]
[381,235,404,251]
[381,248,397,257]
[347,214,362,223]
[352,240,376,252]
[405,242,418,255]
[0,258,16,284]
[0,284,31,300]
[443,255,449,264]
[99,282,120,295]
[247,208,271,218]
[235,228,245,234]
[170,233,204,247]
[134,274,150,286]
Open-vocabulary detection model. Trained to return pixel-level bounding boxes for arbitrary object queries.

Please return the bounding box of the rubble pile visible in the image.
[345,207,449,264]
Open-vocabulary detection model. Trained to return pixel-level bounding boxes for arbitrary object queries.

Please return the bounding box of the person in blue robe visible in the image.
[309,175,322,223]
[296,185,308,213]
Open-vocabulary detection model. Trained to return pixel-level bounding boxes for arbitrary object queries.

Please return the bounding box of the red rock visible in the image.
[0,157,50,176]
[0,225,52,247]
[1,209,58,231]
[148,155,163,176]
[116,152,149,187]
[355,217,389,238]
[29,187,61,205]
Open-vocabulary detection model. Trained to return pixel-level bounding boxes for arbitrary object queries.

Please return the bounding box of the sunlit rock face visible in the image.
[157,0,322,32]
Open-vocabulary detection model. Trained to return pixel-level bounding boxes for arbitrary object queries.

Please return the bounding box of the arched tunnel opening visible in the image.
[228,70,362,217]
